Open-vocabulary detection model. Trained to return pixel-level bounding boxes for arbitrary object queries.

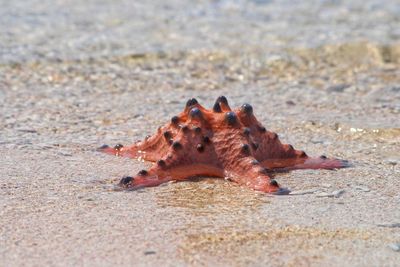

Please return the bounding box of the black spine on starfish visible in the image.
[120,176,133,185]
[189,107,202,119]
[181,125,189,133]
[186,98,198,108]
[251,142,259,150]
[213,101,222,112]
[241,103,253,115]
[114,144,124,150]
[157,159,166,168]
[225,111,238,126]
[163,131,171,139]
[172,141,182,150]
[217,96,228,105]
[196,144,205,153]
[194,126,202,134]
[241,144,250,155]
[171,116,179,125]
[258,125,266,132]
[243,127,251,136]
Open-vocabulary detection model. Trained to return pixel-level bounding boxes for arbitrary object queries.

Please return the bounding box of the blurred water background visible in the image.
[1,0,399,63]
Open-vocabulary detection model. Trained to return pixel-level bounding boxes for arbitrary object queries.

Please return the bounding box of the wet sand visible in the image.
[1,1,400,266]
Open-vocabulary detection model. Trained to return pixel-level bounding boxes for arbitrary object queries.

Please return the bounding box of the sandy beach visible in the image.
[1,1,399,266]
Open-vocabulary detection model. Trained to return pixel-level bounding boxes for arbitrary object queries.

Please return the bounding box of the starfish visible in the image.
[99,96,349,194]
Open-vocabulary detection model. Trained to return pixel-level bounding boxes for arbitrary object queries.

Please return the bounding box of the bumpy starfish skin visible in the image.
[99,96,349,194]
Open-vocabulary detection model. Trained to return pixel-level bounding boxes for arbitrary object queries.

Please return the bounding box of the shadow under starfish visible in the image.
[98,96,350,194]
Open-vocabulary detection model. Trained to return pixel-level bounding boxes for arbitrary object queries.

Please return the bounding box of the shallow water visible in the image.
[1,0,399,63]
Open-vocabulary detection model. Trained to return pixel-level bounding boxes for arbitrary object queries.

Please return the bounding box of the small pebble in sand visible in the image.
[289,188,319,195]
[388,243,400,252]
[354,186,370,192]
[58,151,73,157]
[377,223,400,228]
[326,84,350,93]
[316,189,345,198]
[384,159,398,166]
[332,189,346,198]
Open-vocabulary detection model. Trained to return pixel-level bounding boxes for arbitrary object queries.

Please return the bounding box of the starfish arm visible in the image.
[210,120,285,193]
[98,99,213,161]
[118,119,225,190]
[261,156,350,171]
[223,156,285,193]
[233,103,350,173]
[119,162,224,190]
[97,125,179,161]
[235,105,307,160]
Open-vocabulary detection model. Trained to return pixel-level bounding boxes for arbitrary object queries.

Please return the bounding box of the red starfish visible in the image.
[99,96,349,194]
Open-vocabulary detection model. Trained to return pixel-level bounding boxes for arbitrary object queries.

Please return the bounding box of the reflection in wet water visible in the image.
[156,178,270,216]
[179,226,382,266]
